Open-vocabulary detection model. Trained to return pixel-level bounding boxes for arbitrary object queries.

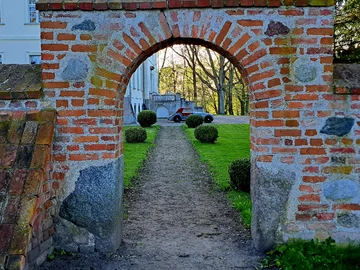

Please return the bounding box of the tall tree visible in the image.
[334,0,360,63]
[158,45,249,115]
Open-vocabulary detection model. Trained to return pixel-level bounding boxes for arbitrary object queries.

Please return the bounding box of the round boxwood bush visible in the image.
[228,157,251,192]
[194,125,219,143]
[125,127,147,143]
[137,110,157,127]
[186,114,203,128]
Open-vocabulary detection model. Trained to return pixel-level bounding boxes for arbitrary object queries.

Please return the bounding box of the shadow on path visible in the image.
[37,126,262,270]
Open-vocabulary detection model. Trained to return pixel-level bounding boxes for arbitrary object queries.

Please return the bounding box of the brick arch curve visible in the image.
[89,8,277,96]
[116,37,253,93]
[34,2,352,264]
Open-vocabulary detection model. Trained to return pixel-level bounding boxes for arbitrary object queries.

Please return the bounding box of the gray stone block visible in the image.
[324,180,358,201]
[295,64,317,83]
[71,20,96,31]
[338,212,360,228]
[27,246,40,263]
[59,157,124,252]
[40,238,53,253]
[61,59,88,81]
[79,244,95,253]
[265,21,289,37]
[251,163,295,252]
[35,250,50,267]
[64,243,79,253]
[320,117,354,137]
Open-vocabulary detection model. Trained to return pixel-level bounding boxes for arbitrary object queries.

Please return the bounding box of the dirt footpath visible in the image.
[37,126,262,270]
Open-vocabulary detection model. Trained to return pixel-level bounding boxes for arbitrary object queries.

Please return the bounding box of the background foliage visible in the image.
[334,0,360,63]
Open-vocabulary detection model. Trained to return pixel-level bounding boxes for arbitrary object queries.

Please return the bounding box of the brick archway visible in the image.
[28,0,359,261]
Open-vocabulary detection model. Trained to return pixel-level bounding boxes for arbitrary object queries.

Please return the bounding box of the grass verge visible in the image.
[262,238,360,269]
[124,125,160,189]
[184,124,252,227]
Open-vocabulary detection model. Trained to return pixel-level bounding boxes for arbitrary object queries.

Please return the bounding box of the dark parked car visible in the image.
[168,107,214,123]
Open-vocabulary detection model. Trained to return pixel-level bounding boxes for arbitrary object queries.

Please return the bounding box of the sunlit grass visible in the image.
[262,238,360,269]
[124,125,160,189]
[184,124,252,227]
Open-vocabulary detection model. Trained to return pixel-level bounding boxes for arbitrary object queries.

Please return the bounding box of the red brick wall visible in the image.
[25,0,359,261]
[0,110,56,269]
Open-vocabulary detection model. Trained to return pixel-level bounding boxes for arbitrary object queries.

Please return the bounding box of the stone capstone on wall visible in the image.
[58,157,124,252]
[36,0,336,11]
[333,64,360,94]
[0,65,42,100]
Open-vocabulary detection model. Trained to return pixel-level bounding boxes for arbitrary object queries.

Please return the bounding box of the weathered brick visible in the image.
[40,21,67,29]
[3,145,18,168]
[69,154,99,161]
[9,169,28,195]
[24,170,43,195]
[0,224,15,252]
[35,122,54,145]
[303,176,326,183]
[30,145,50,169]
[57,33,76,41]
[3,196,21,223]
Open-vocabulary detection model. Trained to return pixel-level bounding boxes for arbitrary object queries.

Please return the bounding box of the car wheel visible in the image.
[204,116,213,123]
[174,116,181,123]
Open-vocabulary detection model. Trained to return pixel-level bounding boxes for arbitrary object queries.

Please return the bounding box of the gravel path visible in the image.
[37,126,262,270]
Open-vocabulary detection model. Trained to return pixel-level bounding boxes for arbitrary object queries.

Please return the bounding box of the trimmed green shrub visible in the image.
[137,110,157,127]
[194,125,218,143]
[125,127,147,143]
[228,158,251,192]
[186,114,203,128]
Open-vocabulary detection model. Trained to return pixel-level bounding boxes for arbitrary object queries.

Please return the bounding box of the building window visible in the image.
[133,104,136,114]
[138,104,141,113]
[29,55,41,64]
[29,0,39,23]
[0,54,3,64]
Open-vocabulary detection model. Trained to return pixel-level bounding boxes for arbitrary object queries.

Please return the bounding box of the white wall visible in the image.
[0,0,41,64]
[125,54,159,116]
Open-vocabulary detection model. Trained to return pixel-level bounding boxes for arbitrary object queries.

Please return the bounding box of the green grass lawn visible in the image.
[262,238,360,269]
[124,125,160,189]
[184,124,252,227]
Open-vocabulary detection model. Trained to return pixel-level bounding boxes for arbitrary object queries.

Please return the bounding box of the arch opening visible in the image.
[36,4,341,261]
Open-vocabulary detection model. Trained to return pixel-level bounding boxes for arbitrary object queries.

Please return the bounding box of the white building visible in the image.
[0,0,41,64]
[124,54,159,124]
[0,0,159,124]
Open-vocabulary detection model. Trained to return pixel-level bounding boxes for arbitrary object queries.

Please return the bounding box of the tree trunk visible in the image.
[218,55,225,115]
[227,66,234,115]
[190,46,197,101]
